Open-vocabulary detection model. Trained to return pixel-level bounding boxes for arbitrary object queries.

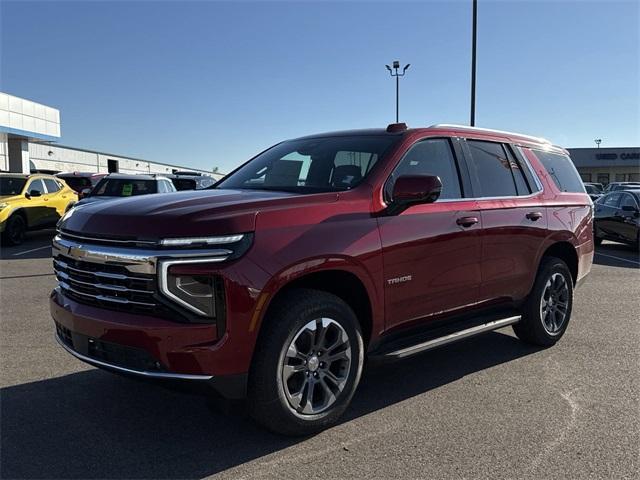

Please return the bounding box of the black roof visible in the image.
[102,173,170,180]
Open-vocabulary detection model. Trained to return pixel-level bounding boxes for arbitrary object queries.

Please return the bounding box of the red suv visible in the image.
[50,124,593,435]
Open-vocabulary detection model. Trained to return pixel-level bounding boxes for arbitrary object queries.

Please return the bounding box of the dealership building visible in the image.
[0,92,221,178]
[567,147,640,185]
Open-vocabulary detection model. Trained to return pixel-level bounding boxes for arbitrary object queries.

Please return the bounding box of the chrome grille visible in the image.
[53,256,157,310]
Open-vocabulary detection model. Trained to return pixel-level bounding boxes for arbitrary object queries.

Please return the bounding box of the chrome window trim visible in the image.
[55,333,213,381]
[158,257,227,316]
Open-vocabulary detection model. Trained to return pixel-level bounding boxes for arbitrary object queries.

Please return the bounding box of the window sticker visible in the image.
[121,183,133,196]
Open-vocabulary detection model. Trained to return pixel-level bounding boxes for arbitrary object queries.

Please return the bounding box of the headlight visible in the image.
[0,203,8,211]
[159,258,226,317]
[160,234,244,247]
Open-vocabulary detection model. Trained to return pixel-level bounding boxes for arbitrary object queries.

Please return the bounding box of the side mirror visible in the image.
[388,175,442,215]
[28,190,42,198]
[80,187,92,199]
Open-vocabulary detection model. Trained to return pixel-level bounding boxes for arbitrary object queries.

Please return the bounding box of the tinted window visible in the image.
[43,178,60,193]
[27,179,46,194]
[620,193,638,209]
[92,178,158,197]
[504,145,531,195]
[603,193,622,207]
[172,178,196,191]
[217,135,398,193]
[60,176,92,191]
[533,150,585,193]
[467,140,517,197]
[0,177,27,195]
[387,138,462,200]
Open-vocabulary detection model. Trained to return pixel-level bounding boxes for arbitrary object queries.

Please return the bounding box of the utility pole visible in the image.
[470,0,478,126]
[385,61,410,123]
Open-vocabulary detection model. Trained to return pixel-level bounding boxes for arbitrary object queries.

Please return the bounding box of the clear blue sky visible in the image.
[1,0,638,172]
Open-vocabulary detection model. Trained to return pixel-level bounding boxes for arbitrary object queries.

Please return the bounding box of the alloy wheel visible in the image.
[280,318,352,415]
[540,272,570,335]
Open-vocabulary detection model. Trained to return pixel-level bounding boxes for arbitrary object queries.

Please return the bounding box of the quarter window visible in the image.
[532,150,585,193]
[466,140,518,197]
[386,138,463,200]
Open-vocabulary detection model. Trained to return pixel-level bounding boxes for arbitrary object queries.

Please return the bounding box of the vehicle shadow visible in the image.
[593,242,639,269]
[0,331,539,479]
[0,229,56,260]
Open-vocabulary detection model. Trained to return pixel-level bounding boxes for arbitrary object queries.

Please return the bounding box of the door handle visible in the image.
[526,211,543,221]
[456,216,479,227]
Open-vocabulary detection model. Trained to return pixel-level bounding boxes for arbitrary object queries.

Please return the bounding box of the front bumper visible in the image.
[50,288,249,399]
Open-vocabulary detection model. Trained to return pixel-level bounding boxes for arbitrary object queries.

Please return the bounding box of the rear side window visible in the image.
[43,178,60,193]
[533,150,585,193]
[466,140,518,197]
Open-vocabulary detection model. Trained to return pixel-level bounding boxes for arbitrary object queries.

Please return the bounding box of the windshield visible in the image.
[0,177,27,196]
[216,135,399,193]
[91,178,157,197]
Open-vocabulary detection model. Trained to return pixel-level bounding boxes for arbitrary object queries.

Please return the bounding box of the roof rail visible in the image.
[428,124,551,144]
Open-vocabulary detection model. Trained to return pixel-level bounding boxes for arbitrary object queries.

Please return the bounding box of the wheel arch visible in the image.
[539,241,579,285]
[255,266,376,351]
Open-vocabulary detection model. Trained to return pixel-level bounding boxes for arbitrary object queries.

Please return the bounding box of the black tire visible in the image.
[513,256,574,347]
[247,288,364,436]
[1,214,26,246]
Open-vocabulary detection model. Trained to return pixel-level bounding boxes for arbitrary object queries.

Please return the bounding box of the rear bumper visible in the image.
[50,288,249,399]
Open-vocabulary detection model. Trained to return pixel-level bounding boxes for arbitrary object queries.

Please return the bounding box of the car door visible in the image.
[616,193,640,243]
[378,137,483,330]
[463,140,548,304]
[595,193,622,238]
[23,178,48,227]
[42,178,69,223]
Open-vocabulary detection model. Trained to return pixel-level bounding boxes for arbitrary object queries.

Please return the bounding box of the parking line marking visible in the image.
[11,245,51,256]
[595,252,640,266]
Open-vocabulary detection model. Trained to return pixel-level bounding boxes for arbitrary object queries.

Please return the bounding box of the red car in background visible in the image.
[50,123,593,435]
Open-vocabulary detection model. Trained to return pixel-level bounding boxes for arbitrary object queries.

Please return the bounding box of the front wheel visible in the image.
[247,289,364,436]
[513,256,574,347]
[2,214,26,246]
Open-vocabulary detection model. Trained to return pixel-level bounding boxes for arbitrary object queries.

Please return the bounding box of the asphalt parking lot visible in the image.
[1,231,638,479]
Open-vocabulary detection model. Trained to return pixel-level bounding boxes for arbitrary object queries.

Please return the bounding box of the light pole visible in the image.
[385,60,410,123]
[470,0,478,126]
[594,139,602,149]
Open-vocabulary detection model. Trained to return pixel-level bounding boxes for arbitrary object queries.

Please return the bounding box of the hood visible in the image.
[0,195,22,203]
[59,188,305,240]
[76,196,116,206]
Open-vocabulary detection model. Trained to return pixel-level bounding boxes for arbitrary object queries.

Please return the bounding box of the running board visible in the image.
[382,315,521,360]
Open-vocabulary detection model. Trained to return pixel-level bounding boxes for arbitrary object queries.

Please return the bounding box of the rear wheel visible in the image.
[2,214,26,246]
[247,289,364,436]
[513,256,573,347]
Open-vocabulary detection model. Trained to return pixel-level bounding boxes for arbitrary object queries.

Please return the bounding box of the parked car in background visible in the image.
[56,172,106,199]
[594,190,640,248]
[51,123,593,435]
[584,182,603,193]
[167,173,216,191]
[0,173,78,245]
[603,182,640,193]
[75,173,176,206]
[584,184,603,202]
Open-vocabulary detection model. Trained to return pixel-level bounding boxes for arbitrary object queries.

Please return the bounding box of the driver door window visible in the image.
[386,138,463,201]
